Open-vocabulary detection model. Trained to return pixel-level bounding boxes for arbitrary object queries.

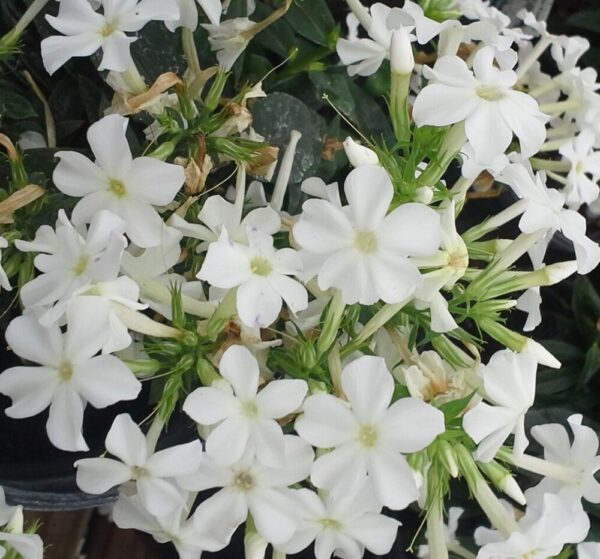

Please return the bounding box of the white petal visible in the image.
[126,157,184,205]
[5,315,63,367]
[268,274,308,316]
[0,533,43,559]
[250,418,286,467]
[41,33,103,75]
[72,355,141,408]
[413,84,478,127]
[311,444,366,493]
[293,199,353,254]
[87,114,132,178]
[105,413,148,466]
[255,379,307,419]
[205,416,250,466]
[71,191,116,228]
[198,0,222,24]
[344,166,392,229]
[237,277,282,327]
[379,203,441,256]
[146,440,203,477]
[249,488,299,545]
[197,234,251,287]
[183,386,238,425]
[345,512,399,555]
[193,489,247,545]
[0,366,59,418]
[218,344,259,400]
[53,151,106,197]
[465,102,513,163]
[137,475,185,516]
[295,394,357,448]
[64,296,111,363]
[75,457,132,493]
[317,249,365,304]
[380,397,445,452]
[118,198,166,248]
[341,356,394,424]
[98,31,136,72]
[368,449,419,510]
[47,384,88,451]
[500,93,547,157]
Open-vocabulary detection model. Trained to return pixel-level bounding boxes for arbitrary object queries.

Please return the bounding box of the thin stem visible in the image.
[182,28,201,78]
[539,98,582,116]
[345,0,372,32]
[539,137,572,152]
[22,70,56,148]
[516,36,551,79]
[14,0,51,36]
[427,498,449,559]
[530,158,570,173]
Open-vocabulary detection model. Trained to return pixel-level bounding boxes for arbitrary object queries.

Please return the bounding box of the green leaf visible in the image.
[439,392,474,422]
[0,85,37,120]
[251,92,326,184]
[284,0,335,47]
[578,343,600,389]
[572,277,600,340]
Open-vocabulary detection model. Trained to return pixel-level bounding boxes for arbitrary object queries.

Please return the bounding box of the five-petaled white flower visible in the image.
[76,413,203,517]
[293,165,441,305]
[179,436,314,546]
[53,114,185,248]
[198,227,308,328]
[42,0,180,74]
[413,46,548,163]
[0,298,141,451]
[183,344,307,466]
[463,349,537,462]
[295,355,445,510]
[275,484,399,559]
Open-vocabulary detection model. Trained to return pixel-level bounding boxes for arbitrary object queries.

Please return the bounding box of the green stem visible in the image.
[182,28,201,78]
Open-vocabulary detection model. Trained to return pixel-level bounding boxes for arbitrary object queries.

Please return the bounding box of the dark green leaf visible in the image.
[572,277,600,340]
[567,9,600,34]
[0,87,37,120]
[578,343,600,389]
[284,0,335,47]
[439,392,475,422]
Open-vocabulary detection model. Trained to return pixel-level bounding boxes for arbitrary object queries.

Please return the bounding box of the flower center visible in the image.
[250,257,272,276]
[319,518,342,531]
[131,465,148,479]
[447,249,468,270]
[476,85,505,101]
[58,363,73,382]
[354,230,377,254]
[357,425,378,448]
[241,400,258,418]
[109,178,127,198]
[233,471,254,492]
[72,255,90,277]
[100,21,118,38]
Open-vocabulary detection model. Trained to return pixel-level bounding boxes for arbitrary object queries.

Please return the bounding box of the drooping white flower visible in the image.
[41,0,180,74]
[203,18,255,71]
[183,344,307,466]
[295,355,445,510]
[413,46,548,163]
[463,349,537,462]
[529,414,600,504]
[275,484,399,559]
[497,162,600,274]
[0,298,141,451]
[558,128,600,208]
[476,493,589,559]
[0,238,11,292]
[16,209,127,326]
[113,491,227,556]
[179,436,314,546]
[165,0,223,30]
[76,414,203,516]
[198,226,308,328]
[293,165,441,305]
[53,114,185,248]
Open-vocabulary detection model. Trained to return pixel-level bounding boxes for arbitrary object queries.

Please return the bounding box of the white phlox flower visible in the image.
[203,17,255,71]
[165,0,223,31]
[41,0,180,74]
[0,488,43,559]
[178,435,314,546]
[413,46,548,163]
[76,413,203,517]
[497,162,600,274]
[0,297,141,451]
[295,355,445,510]
[274,483,400,559]
[198,225,308,328]
[15,209,127,326]
[53,114,185,248]
[293,165,442,305]
[463,349,537,462]
[183,344,307,466]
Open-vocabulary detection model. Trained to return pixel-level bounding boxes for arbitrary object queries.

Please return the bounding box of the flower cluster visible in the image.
[0,0,600,558]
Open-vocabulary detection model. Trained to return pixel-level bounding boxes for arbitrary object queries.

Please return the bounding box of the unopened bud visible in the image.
[415,186,433,205]
[390,27,414,75]
[523,339,561,369]
[343,137,379,168]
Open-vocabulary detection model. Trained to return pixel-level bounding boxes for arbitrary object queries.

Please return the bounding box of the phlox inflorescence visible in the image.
[1,0,600,558]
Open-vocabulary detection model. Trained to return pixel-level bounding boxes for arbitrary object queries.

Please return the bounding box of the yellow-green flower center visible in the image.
[319,518,342,531]
[354,230,377,254]
[131,465,148,479]
[357,425,378,448]
[58,363,73,382]
[72,255,90,277]
[241,400,258,417]
[233,471,254,492]
[109,179,127,198]
[475,85,504,101]
[250,257,272,276]
[100,22,117,38]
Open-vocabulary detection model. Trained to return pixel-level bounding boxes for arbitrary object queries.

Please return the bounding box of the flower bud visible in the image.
[390,27,414,75]
[343,137,379,168]
[415,186,434,205]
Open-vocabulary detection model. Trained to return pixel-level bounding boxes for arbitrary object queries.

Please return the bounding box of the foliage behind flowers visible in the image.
[1,0,600,558]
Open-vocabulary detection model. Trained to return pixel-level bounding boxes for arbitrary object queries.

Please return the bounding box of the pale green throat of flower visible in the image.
[250,257,272,276]
[109,178,127,198]
[58,363,73,382]
[354,230,378,254]
[476,85,505,101]
[358,424,378,448]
